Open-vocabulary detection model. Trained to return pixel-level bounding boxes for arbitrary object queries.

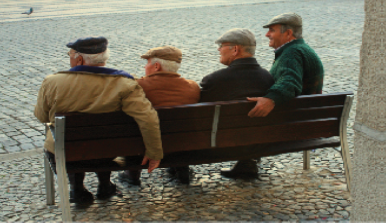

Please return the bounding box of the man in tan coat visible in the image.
[119,46,200,184]
[34,36,163,203]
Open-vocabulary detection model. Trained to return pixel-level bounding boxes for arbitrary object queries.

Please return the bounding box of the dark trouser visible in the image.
[122,156,145,180]
[170,166,189,173]
[123,169,141,180]
[46,152,114,189]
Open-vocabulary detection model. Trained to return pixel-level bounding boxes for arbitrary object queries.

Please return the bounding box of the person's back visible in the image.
[40,69,141,122]
[119,46,200,185]
[270,39,323,96]
[137,71,199,107]
[200,57,273,102]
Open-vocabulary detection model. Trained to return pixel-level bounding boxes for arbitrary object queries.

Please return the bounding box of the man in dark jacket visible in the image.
[200,28,274,178]
[200,28,274,102]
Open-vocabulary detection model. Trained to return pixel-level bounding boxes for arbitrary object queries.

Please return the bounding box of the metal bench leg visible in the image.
[340,96,354,192]
[303,150,310,170]
[55,116,72,222]
[44,156,55,205]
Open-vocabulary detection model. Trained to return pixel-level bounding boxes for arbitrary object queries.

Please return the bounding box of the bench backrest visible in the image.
[56,92,353,161]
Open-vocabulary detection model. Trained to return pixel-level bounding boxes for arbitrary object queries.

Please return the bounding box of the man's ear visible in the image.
[155,62,161,71]
[76,55,84,66]
[233,45,240,56]
[287,29,294,38]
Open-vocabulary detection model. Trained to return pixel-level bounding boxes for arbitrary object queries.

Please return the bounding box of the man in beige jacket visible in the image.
[34,36,163,203]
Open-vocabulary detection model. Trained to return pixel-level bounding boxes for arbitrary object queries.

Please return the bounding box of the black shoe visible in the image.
[175,166,190,184]
[96,182,121,199]
[118,171,141,186]
[69,188,94,204]
[220,159,261,180]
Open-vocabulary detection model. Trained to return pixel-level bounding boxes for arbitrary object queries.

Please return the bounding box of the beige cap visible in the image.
[263,12,302,28]
[141,46,182,63]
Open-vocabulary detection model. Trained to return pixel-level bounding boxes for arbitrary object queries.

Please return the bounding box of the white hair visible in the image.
[151,57,181,73]
[225,45,255,56]
[74,48,110,65]
[242,46,256,55]
[280,24,303,39]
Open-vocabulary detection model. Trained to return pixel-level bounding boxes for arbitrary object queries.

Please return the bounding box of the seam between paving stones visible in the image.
[0,148,43,162]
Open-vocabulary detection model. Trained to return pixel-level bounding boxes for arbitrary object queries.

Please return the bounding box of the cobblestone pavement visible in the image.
[0,0,363,222]
[1,0,295,22]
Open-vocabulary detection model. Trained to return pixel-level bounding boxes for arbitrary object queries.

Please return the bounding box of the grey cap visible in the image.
[263,12,302,28]
[215,28,256,46]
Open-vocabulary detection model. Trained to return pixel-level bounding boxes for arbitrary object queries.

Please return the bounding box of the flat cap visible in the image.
[263,12,302,28]
[215,28,256,46]
[66,36,108,54]
[141,46,182,63]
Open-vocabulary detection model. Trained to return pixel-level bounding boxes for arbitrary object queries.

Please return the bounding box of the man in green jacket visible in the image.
[248,12,324,117]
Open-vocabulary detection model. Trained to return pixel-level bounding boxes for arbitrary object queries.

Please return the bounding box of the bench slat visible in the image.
[63,106,343,141]
[58,92,352,128]
[64,118,214,141]
[217,118,339,147]
[218,105,343,129]
[64,131,213,161]
[61,138,341,173]
[61,106,216,128]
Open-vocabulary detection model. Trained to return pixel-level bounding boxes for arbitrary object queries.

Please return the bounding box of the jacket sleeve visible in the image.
[191,81,201,103]
[199,73,217,102]
[34,78,51,123]
[265,53,303,106]
[122,84,163,160]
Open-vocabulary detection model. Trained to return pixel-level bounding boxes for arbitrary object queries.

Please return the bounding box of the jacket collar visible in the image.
[275,38,305,56]
[66,65,134,79]
[146,71,181,78]
[229,57,259,67]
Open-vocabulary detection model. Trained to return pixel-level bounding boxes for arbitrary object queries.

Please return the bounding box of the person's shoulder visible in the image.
[44,73,58,80]
[282,43,306,59]
[290,40,315,51]
[135,76,149,88]
[43,72,67,84]
[291,41,320,60]
[203,67,229,80]
[259,67,273,77]
[46,71,68,78]
[118,76,140,87]
[182,77,200,88]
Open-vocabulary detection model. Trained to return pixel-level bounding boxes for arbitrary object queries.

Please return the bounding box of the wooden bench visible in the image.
[44,92,354,222]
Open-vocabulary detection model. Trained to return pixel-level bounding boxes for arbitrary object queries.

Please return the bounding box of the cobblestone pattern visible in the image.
[0,0,363,222]
[0,151,352,222]
[1,0,297,22]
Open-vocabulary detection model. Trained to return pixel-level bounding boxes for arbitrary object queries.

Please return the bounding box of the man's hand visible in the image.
[141,156,161,173]
[247,97,275,117]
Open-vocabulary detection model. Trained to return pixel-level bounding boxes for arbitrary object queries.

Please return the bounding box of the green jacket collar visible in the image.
[275,38,305,56]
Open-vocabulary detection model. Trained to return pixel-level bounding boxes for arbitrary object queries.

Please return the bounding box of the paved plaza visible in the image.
[0,0,363,222]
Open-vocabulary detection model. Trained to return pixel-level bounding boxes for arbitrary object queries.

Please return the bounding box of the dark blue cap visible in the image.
[66,36,108,54]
